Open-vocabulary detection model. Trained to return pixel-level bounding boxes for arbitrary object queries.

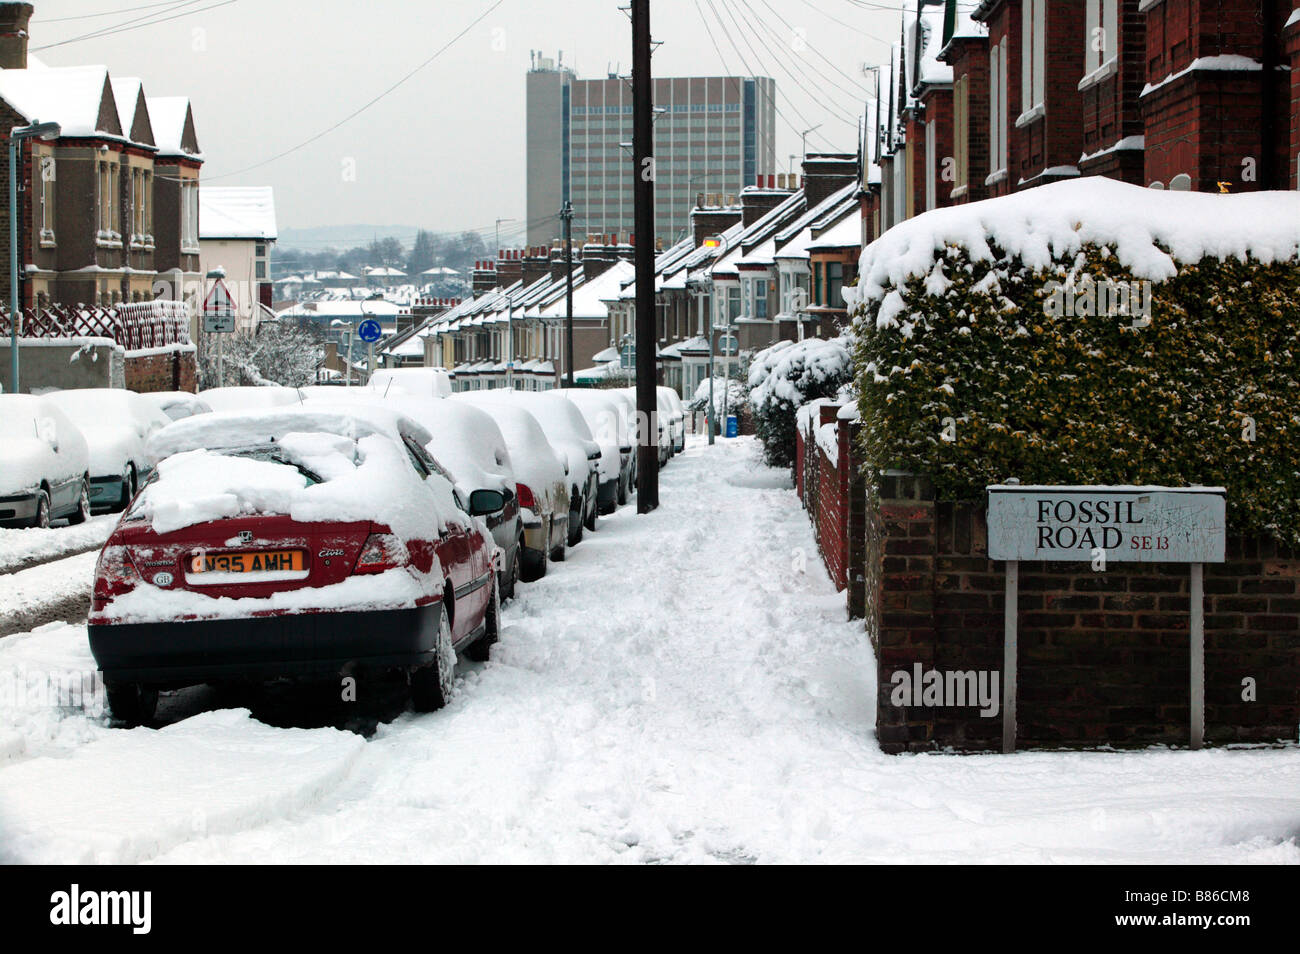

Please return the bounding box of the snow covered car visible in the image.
[555,388,634,512]
[658,386,686,454]
[617,387,672,465]
[197,385,303,412]
[447,399,568,578]
[43,388,172,514]
[459,390,600,545]
[368,367,453,399]
[87,406,502,725]
[0,395,91,528]
[304,392,526,601]
[140,391,213,422]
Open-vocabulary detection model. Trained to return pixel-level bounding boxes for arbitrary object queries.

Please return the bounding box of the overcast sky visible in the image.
[32,0,903,242]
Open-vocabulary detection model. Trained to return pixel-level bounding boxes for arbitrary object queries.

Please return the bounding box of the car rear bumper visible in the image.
[0,492,39,527]
[88,603,442,686]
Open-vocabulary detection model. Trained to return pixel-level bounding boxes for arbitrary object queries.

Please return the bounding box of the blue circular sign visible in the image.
[357,318,383,343]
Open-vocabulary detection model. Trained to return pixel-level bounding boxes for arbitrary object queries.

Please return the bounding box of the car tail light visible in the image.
[515,482,536,510]
[91,544,140,612]
[354,532,405,574]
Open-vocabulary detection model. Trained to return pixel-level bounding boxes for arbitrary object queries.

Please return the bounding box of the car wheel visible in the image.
[585,499,598,531]
[410,604,455,712]
[617,476,628,506]
[67,479,91,526]
[567,511,583,546]
[105,682,158,726]
[502,537,522,599]
[465,577,500,663]
[30,489,51,529]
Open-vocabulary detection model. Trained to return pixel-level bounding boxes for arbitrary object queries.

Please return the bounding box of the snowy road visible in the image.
[1,436,1298,863]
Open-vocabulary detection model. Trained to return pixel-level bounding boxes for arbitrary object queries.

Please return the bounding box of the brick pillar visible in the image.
[872,473,937,753]
[846,419,866,620]
[1288,13,1300,190]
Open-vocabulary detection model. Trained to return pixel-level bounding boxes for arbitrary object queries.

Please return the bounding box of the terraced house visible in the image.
[0,2,203,315]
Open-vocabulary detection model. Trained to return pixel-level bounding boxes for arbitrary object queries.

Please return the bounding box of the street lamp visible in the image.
[8,120,60,394]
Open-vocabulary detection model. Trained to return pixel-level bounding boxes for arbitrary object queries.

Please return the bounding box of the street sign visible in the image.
[987,484,1226,754]
[620,344,635,369]
[202,280,236,334]
[357,318,383,343]
[987,486,1226,563]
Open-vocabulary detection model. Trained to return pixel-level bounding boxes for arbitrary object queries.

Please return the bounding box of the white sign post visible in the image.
[203,278,237,388]
[987,484,1227,753]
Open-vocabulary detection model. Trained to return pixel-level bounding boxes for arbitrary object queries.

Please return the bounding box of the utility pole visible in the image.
[561,200,574,387]
[632,0,658,512]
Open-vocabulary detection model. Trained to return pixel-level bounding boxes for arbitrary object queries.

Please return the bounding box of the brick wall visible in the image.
[868,474,1300,754]
[123,345,197,393]
[1080,0,1147,183]
[1288,12,1300,189]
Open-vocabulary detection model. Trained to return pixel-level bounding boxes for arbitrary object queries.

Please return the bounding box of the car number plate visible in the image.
[190,550,305,574]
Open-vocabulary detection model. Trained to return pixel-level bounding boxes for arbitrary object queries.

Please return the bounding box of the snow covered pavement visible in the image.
[1,436,1298,863]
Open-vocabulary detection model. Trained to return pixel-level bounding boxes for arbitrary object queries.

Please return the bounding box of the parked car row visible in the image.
[73,379,688,725]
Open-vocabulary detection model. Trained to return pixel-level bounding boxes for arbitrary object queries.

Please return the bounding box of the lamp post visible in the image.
[329,318,352,386]
[8,120,60,394]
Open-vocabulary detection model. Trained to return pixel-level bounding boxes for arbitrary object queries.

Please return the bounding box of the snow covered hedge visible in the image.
[847,178,1300,545]
[747,336,853,469]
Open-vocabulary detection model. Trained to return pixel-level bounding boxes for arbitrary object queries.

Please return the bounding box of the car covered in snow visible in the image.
[197,385,303,412]
[139,391,213,422]
[43,388,172,514]
[445,399,569,578]
[367,367,453,399]
[555,388,634,511]
[658,386,686,454]
[303,391,526,601]
[457,390,600,545]
[617,387,672,465]
[0,395,91,528]
[87,406,503,724]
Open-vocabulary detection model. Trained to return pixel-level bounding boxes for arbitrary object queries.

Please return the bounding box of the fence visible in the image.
[0,300,191,351]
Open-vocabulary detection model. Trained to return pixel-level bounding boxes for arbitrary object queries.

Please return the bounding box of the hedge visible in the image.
[748,336,853,470]
[850,245,1300,546]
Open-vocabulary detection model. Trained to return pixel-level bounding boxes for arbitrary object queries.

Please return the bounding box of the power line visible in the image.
[697,0,837,150]
[734,0,866,125]
[39,0,191,23]
[754,0,878,95]
[32,0,228,52]
[203,0,505,182]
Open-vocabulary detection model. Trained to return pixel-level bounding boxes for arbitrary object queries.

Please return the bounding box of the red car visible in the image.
[88,406,503,725]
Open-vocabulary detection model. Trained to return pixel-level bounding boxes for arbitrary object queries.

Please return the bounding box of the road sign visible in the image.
[987,486,1226,563]
[202,280,236,334]
[357,318,383,343]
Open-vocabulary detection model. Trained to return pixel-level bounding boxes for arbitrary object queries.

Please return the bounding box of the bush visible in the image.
[747,336,853,470]
[850,244,1300,546]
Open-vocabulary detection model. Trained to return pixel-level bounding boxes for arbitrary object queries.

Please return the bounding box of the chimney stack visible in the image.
[523,245,551,287]
[0,3,33,70]
[472,260,497,297]
[497,248,523,287]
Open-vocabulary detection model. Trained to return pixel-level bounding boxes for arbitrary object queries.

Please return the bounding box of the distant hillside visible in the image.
[277,224,428,250]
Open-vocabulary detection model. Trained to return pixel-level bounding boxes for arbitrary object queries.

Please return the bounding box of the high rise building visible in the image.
[526,53,776,247]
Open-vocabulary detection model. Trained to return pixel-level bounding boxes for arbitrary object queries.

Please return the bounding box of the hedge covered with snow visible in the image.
[747,336,853,469]
[847,178,1300,545]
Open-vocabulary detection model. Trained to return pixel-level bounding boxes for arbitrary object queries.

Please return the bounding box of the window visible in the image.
[989,39,1009,177]
[925,119,937,211]
[1084,0,1118,77]
[826,263,844,309]
[256,260,267,279]
[38,154,55,245]
[97,161,120,242]
[181,181,199,252]
[953,74,969,196]
[755,280,767,320]
[813,262,822,306]
[1021,0,1046,117]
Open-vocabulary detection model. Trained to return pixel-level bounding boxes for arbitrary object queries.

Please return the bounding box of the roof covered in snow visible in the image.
[147,96,201,159]
[200,186,277,241]
[0,64,121,140]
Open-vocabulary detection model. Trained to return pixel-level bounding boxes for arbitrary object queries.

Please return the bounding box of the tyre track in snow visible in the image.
[0,551,96,638]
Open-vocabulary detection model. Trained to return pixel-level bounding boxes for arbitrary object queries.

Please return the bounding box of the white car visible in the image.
[368,368,452,399]
[617,387,672,465]
[140,391,213,422]
[0,394,91,528]
[447,399,569,577]
[44,389,171,514]
[198,385,303,412]
[658,386,686,454]
[458,390,601,545]
[555,388,634,511]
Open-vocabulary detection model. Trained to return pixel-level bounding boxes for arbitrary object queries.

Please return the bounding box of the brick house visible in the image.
[0,2,202,313]
[938,4,992,204]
